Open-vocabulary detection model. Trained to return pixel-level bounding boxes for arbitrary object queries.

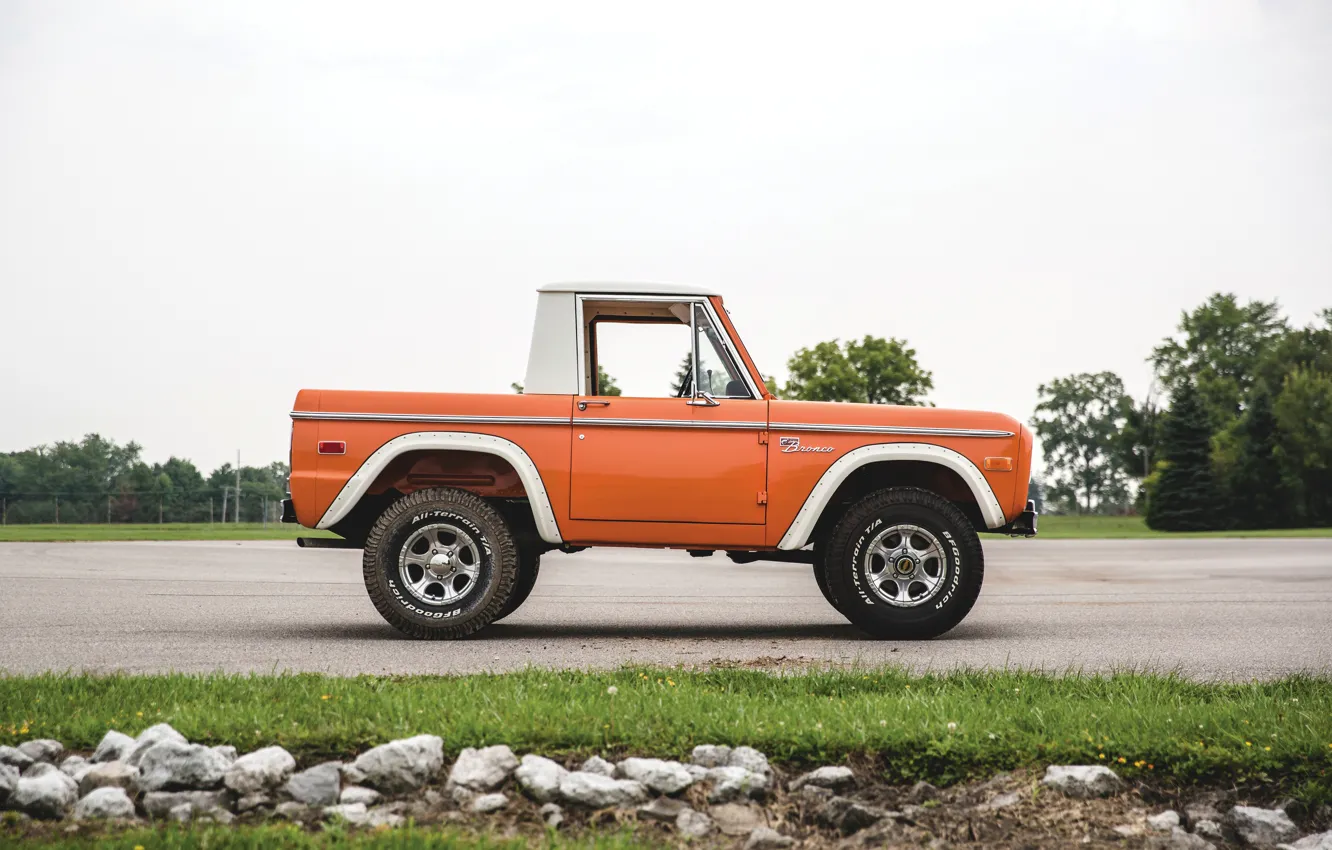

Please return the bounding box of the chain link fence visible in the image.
[0,489,285,525]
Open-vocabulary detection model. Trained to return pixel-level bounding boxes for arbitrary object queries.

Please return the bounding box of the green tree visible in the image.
[670,353,693,397]
[1272,367,1332,526]
[784,336,932,405]
[1031,372,1132,514]
[1146,381,1222,531]
[763,374,780,397]
[1150,294,1289,428]
[597,366,622,397]
[1222,380,1291,529]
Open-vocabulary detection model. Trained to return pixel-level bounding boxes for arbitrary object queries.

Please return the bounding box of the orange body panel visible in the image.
[287,294,1031,549]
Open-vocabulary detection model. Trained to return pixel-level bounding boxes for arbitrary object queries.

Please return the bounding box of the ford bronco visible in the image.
[283,283,1036,640]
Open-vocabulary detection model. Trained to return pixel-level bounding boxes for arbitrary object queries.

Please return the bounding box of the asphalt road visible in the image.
[1,539,1329,680]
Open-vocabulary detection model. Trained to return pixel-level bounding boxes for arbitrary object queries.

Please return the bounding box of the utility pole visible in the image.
[159,496,163,524]
[107,495,112,525]
[209,498,213,524]
[55,495,59,524]
[236,450,242,524]
[221,488,228,524]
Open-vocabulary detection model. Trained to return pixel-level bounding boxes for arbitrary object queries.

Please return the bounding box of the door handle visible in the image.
[686,392,720,407]
[578,400,612,411]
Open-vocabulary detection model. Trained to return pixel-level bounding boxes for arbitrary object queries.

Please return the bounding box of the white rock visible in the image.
[0,746,34,771]
[323,802,368,824]
[745,826,796,850]
[686,764,709,782]
[580,755,616,776]
[982,791,1021,810]
[516,755,567,803]
[9,768,78,819]
[1283,830,1332,850]
[690,745,732,768]
[728,746,772,777]
[447,745,518,792]
[211,746,238,764]
[1228,805,1298,846]
[236,793,272,813]
[274,801,310,820]
[706,765,769,803]
[540,801,564,828]
[59,756,89,779]
[339,785,382,806]
[351,735,444,794]
[168,802,195,823]
[470,792,508,813]
[1149,810,1182,831]
[1195,820,1224,841]
[615,757,694,795]
[285,762,343,806]
[18,740,64,765]
[136,740,230,791]
[126,724,189,766]
[640,797,689,821]
[78,762,139,797]
[0,763,19,805]
[1040,765,1125,798]
[142,789,230,818]
[91,730,137,764]
[557,771,648,808]
[1148,826,1215,849]
[224,746,296,795]
[789,765,854,792]
[677,808,715,837]
[366,806,405,828]
[73,787,136,820]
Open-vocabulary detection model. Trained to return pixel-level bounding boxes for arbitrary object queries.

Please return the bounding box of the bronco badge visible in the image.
[779,436,835,454]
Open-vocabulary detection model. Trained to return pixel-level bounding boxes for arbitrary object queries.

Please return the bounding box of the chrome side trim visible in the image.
[314,431,563,544]
[770,422,1014,438]
[578,417,761,430]
[291,411,569,426]
[777,442,1008,549]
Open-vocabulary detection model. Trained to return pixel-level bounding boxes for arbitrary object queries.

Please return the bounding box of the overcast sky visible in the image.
[2,0,1329,474]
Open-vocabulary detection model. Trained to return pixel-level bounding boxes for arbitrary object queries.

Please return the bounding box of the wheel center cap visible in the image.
[427,552,454,577]
[895,555,916,576]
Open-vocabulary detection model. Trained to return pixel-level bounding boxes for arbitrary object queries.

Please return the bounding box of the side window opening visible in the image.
[580,298,753,399]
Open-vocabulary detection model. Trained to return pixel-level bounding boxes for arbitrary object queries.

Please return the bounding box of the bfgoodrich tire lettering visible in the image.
[363,487,518,639]
[824,487,984,640]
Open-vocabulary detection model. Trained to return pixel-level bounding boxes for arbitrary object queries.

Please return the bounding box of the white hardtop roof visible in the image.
[538,281,719,297]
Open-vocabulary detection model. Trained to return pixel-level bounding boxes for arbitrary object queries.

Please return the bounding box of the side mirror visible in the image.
[687,392,720,407]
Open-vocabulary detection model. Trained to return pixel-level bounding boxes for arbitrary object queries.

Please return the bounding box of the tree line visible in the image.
[0,435,289,524]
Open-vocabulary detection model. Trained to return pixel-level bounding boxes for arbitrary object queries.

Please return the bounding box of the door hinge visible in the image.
[756,490,768,505]
[758,431,768,445]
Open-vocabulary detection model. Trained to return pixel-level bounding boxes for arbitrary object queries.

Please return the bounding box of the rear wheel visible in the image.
[823,487,984,640]
[362,488,518,639]
[494,548,540,622]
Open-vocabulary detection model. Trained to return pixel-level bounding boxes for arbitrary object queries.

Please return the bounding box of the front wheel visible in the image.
[362,488,518,639]
[823,487,984,640]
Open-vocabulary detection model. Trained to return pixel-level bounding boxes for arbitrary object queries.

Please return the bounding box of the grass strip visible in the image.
[0,822,652,849]
[0,523,337,542]
[2,668,1329,795]
[1031,515,1332,539]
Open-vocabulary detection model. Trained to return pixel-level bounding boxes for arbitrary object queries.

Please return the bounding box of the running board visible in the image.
[296,537,360,549]
[725,550,816,565]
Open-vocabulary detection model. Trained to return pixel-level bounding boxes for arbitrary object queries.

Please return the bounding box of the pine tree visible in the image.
[1146,381,1222,531]
[1227,380,1289,529]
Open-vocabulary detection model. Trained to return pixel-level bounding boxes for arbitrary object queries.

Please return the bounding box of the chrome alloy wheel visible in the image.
[398,522,482,606]
[863,524,947,607]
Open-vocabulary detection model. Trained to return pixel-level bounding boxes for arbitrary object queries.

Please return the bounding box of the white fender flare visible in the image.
[316,431,564,545]
[776,442,1006,550]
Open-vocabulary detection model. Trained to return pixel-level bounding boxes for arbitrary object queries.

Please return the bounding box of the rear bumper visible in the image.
[280,498,298,524]
[994,500,1038,537]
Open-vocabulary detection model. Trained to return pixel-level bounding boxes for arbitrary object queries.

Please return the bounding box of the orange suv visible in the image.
[283,283,1036,640]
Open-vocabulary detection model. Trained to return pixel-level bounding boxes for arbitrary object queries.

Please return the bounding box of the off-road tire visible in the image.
[362,487,518,639]
[811,553,846,614]
[494,548,540,622]
[824,487,984,640]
